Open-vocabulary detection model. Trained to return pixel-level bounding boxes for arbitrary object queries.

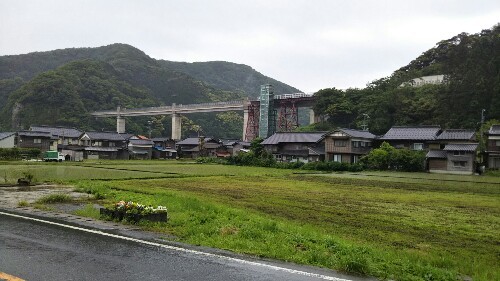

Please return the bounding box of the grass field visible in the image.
[2,160,499,281]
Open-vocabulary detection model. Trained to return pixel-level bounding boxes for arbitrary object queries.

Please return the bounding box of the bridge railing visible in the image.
[272,93,314,100]
[93,100,246,115]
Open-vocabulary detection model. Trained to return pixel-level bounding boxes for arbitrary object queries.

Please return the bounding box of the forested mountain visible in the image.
[160,60,301,98]
[312,24,500,134]
[0,44,298,138]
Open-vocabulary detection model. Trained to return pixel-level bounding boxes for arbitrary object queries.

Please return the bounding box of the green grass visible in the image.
[35,193,73,204]
[3,160,498,281]
[73,204,101,219]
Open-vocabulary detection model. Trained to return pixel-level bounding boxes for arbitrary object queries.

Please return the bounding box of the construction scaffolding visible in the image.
[258,84,276,139]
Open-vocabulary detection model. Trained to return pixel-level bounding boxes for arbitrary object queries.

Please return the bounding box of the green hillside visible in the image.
[1,60,158,131]
[0,43,300,138]
[160,60,301,98]
[0,44,291,138]
[311,24,500,134]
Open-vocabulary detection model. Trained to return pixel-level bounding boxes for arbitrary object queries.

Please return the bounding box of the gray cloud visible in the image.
[1,0,499,92]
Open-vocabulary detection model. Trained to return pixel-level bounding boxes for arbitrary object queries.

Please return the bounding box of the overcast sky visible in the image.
[1,1,499,93]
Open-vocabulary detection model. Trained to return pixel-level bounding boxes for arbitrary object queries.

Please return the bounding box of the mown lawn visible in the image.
[3,161,498,280]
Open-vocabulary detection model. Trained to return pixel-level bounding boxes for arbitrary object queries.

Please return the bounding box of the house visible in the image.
[216,140,251,158]
[17,130,58,152]
[261,132,327,163]
[30,126,84,161]
[324,128,375,163]
[152,137,177,159]
[378,126,441,150]
[485,125,500,169]
[79,131,130,160]
[400,75,445,87]
[128,137,154,160]
[427,143,478,175]
[176,137,222,158]
[30,126,82,147]
[0,132,16,148]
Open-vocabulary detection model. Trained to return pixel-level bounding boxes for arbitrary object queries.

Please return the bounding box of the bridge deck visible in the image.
[91,94,315,117]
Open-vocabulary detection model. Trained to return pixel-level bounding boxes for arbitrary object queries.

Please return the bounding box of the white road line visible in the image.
[0,211,353,281]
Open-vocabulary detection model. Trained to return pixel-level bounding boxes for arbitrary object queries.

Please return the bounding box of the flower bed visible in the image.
[100,201,168,223]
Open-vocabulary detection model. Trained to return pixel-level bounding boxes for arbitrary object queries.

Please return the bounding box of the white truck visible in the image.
[43,150,65,162]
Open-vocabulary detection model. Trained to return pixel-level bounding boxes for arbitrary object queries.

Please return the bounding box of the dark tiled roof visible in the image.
[205,143,223,149]
[436,129,475,140]
[18,130,53,138]
[152,137,173,142]
[129,139,154,145]
[261,132,327,145]
[182,146,200,152]
[30,126,82,138]
[0,132,15,140]
[426,150,447,158]
[489,125,500,135]
[308,147,325,155]
[84,131,127,141]
[379,126,441,140]
[337,128,375,139]
[177,137,217,145]
[221,139,239,146]
[84,147,120,152]
[120,133,134,140]
[443,143,478,152]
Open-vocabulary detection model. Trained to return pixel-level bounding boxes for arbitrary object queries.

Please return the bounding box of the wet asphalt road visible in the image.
[0,212,363,281]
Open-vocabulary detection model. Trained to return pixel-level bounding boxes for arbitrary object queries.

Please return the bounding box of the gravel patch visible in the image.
[0,184,90,208]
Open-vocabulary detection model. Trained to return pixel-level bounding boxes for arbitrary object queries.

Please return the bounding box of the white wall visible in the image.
[0,135,15,148]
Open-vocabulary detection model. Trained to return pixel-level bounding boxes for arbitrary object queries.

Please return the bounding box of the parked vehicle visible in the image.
[43,150,65,162]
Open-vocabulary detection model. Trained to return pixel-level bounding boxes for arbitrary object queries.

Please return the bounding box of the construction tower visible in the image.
[258,84,276,138]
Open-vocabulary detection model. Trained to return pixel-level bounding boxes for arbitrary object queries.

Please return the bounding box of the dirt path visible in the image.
[0,184,90,208]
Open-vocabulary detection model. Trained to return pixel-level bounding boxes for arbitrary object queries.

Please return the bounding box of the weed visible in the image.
[17,200,29,207]
[36,193,73,204]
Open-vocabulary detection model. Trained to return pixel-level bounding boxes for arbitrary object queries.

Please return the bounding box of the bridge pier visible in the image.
[172,113,182,141]
[116,106,126,133]
[309,109,317,124]
[117,117,126,133]
[243,108,249,141]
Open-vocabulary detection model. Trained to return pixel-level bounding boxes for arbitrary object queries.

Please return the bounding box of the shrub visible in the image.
[36,194,73,204]
[361,142,425,172]
[0,148,41,160]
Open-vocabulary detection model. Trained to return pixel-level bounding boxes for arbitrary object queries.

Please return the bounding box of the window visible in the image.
[353,155,359,163]
[352,141,360,148]
[109,142,115,147]
[496,140,500,147]
[453,151,466,156]
[413,143,423,150]
[33,138,41,144]
[333,154,342,162]
[93,141,102,147]
[453,161,467,168]
[334,140,347,147]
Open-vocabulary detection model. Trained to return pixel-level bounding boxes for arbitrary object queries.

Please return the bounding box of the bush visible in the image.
[0,148,41,160]
[361,142,426,172]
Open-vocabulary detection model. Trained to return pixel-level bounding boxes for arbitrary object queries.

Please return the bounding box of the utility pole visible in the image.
[147,120,152,139]
[479,109,486,169]
[361,114,370,131]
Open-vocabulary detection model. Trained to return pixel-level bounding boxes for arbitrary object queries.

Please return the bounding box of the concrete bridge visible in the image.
[91,92,316,141]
